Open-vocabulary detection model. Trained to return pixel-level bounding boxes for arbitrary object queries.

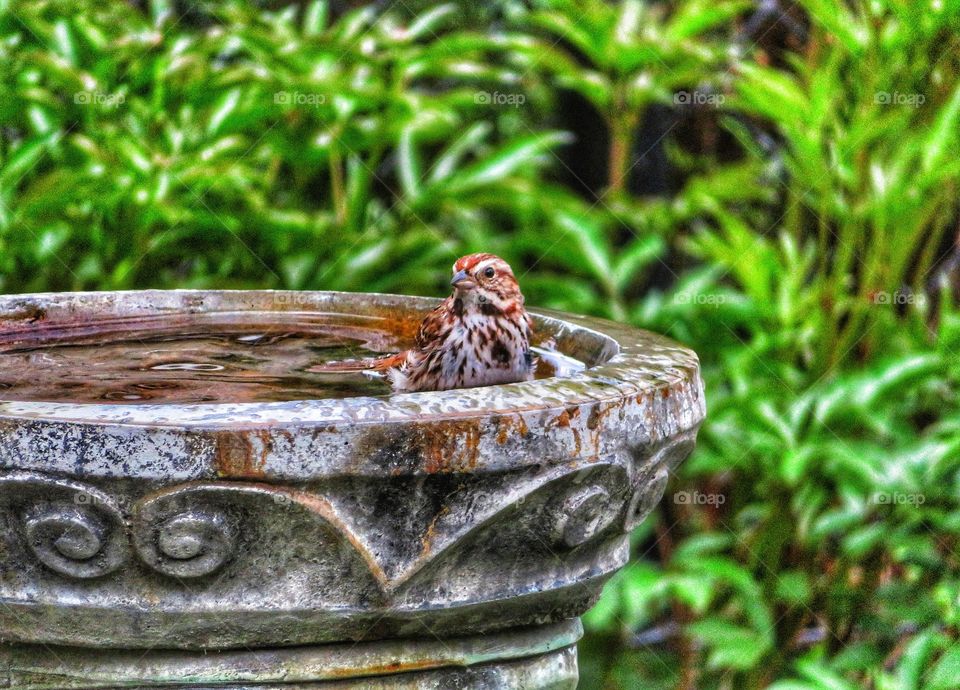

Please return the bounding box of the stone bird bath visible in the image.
[0,290,705,689]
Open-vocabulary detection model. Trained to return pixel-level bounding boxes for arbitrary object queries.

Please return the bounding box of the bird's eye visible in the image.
[483,267,495,278]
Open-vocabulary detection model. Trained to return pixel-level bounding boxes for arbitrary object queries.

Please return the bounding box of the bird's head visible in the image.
[449,253,523,312]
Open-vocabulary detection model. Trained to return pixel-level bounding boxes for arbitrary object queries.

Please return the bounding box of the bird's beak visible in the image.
[451,269,475,289]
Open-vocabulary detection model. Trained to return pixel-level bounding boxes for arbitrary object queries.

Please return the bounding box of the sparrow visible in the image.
[311,253,534,392]
[379,253,534,392]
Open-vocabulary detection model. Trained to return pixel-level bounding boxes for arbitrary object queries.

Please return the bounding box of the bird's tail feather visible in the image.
[305,352,406,375]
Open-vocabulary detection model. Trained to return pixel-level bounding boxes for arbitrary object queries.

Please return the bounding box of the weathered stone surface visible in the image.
[0,290,705,686]
[0,620,581,689]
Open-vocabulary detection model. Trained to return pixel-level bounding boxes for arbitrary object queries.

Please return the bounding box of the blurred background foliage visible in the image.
[2,0,960,687]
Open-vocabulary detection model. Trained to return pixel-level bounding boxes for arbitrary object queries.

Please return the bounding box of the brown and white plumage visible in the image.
[310,254,533,392]
[380,253,533,392]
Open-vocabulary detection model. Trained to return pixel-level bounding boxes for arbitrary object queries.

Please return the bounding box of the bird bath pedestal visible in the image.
[0,291,705,689]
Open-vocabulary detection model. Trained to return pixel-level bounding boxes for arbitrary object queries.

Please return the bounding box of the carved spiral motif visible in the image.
[624,466,669,532]
[23,504,130,578]
[552,485,618,549]
[623,435,697,532]
[133,495,237,579]
[0,472,129,578]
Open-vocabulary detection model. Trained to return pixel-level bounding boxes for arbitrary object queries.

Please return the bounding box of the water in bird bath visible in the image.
[0,318,396,404]
[0,312,584,404]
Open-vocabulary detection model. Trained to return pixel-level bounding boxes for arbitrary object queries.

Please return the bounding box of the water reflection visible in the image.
[0,321,586,404]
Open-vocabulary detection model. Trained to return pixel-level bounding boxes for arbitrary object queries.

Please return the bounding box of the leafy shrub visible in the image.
[0,1,580,294]
[582,1,960,688]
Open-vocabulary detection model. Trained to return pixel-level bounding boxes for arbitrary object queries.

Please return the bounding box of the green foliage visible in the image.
[579,1,960,688]
[517,0,749,197]
[722,0,960,370]
[1,1,959,689]
[0,0,577,294]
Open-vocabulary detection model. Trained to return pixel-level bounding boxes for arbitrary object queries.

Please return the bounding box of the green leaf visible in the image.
[444,131,571,194]
[207,88,242,137]
[527,10,602,67]
[781,446,816,486]
[680,556,775,636]
[927,644,960,690]
[774,570,812,606]
[0,133,57,188]
[405,4,458,41]
[923,81,960,173]
[427,122,492,185]
[302,0,328,36]
[397,124,421,200]
[666,0,752,41]
[735,63,809,124]
[897,628,946,690]
[852,354,943,408]
[52,19,77,65]
[612,235,665,291]
[686,620,769,670]
[797,0,866,54]
[554,210,612,285]
[795,659,860,690]
[670,574,714,613]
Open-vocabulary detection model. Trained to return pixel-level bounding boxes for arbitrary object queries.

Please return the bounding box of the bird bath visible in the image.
[0,290,705,689]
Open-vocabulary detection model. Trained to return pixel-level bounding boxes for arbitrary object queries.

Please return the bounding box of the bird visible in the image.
[378,253,534,392]
[311,253,534,392]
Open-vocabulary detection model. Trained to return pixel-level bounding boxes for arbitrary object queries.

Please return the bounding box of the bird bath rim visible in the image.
[0,290,705,480]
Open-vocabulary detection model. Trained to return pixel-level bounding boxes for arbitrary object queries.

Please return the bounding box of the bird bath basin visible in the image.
[0,290,705,689]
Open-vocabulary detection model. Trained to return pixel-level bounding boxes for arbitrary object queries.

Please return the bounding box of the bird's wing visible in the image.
[523,309,534,340]
[310,301,453,376]
[414,298,453,350]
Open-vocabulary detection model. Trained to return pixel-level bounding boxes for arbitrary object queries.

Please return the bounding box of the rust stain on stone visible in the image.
[421,420,482,473]
[420,504,451,556]
[213,429,271,478]
[553,406,581,429]
[423,419,480,474]
[584,402,615,460]
[327,657,446,678]
[548,406,585,457]
[495,413,529,445]
[587,405,602,431]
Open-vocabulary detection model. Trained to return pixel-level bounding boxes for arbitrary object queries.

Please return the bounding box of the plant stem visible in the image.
[329,146,346,226]
[606,88,638,199]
